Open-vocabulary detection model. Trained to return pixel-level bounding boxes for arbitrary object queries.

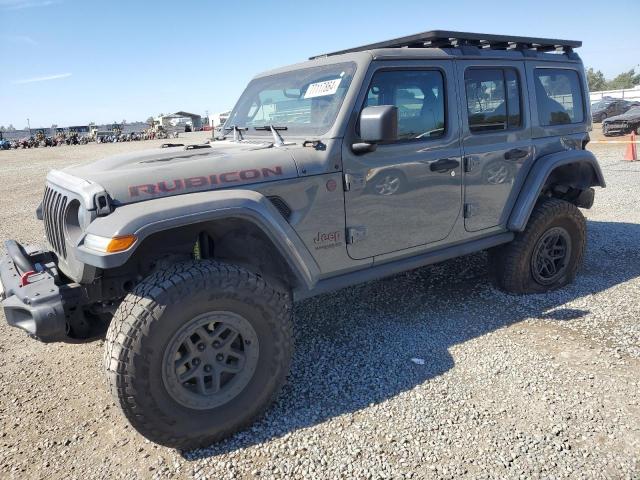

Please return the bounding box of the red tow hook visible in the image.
[19,270,37,287]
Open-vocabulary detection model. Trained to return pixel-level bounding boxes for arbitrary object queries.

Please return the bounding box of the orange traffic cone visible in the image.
[624,131,638,161]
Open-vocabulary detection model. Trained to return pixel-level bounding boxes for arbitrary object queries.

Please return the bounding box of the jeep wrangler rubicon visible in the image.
[0,31,604,449]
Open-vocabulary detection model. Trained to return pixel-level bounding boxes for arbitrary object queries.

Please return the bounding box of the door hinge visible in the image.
[346,226,367,244]
[464,203,479,218]
[463,156,479,173]
[343,173,366,192]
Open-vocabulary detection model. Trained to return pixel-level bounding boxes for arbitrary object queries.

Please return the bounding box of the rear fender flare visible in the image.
[75,189,320,289]
[508,150,605,232]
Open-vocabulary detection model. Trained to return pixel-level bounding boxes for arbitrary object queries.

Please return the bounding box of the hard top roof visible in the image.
[310,30,582,59]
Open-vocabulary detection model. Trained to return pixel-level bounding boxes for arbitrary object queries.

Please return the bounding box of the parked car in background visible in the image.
[602,106,640,136]
[0,132,10,150]
[591,98,638,123]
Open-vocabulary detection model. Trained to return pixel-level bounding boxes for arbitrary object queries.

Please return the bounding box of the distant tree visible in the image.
[607,69,640,90]
[586,68,607,92]
[145,116,154,125]
[51,124,58,130]
[121,119,127,125]
[0,126,5,132]
[7,124,15,132]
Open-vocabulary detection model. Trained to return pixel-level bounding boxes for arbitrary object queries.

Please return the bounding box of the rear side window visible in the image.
[464,68,522,133]
[534,69,584,126]
[364,70,446,141]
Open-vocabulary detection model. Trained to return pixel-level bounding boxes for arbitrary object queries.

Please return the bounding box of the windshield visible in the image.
[224,62,356,137]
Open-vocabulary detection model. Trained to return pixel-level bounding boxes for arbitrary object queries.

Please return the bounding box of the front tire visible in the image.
[104,260,293,449]
[489,198,586,294]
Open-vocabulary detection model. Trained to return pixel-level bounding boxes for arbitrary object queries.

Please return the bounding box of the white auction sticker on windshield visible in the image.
[304,78,342,99]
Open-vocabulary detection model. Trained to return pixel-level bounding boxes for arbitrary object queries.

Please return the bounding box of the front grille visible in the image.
[42,186,68,258]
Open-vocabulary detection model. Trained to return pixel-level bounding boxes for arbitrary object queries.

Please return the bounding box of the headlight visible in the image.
[64,200,91,244]
[83,234,137,253]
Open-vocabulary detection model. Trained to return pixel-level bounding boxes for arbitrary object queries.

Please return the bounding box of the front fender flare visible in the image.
[75,189,321,289]
[508,150,606,232]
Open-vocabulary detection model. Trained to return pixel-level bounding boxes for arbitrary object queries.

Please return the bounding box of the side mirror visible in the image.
[353,105,398,154]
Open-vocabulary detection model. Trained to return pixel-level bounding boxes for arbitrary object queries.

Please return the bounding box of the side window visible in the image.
[364,70,446,141]
[464,68,521,133]
[505,70,521,128]
[534,69,584,126]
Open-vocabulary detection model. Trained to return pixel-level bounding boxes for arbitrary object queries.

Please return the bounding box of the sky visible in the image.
[1,0,639,128]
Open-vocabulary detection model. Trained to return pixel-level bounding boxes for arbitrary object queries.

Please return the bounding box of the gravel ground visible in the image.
[0,132,638,479]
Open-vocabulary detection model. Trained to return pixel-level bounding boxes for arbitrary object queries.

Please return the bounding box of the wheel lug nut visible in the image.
[192,358,200,366]
[204,365,212,373]
[197,343,206,351]
[216,354,224,361]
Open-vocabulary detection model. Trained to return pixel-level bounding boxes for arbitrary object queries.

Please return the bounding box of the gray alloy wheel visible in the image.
[104,260,293,450]
[488,198,585,294]
[530,226,572,286]
[162,311,260,410]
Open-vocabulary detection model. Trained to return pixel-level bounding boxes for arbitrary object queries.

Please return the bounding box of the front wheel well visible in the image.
[106,218,300,297]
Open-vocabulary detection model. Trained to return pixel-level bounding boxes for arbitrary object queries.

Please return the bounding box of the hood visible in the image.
[603,108,640,123]
[63,140,299,205]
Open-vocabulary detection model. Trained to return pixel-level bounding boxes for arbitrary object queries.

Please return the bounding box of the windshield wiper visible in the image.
[253,125,293,147]
[220,125,248,142]
[253,125,288,131]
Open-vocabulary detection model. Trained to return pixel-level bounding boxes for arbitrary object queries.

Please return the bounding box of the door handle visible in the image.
[504,148,529,160]
[430,158,460,173]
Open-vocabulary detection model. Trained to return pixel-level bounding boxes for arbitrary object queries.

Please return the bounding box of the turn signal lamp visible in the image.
[84,234,137,253]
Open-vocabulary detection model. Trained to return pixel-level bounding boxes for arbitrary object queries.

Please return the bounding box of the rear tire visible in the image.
[489,198,586,294]
[104,260,293,450]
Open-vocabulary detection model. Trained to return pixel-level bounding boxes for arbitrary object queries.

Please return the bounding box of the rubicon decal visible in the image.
[129,166,284,197]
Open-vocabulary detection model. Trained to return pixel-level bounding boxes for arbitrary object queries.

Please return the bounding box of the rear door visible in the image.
[342,60,463,259]
[456,60,532,231]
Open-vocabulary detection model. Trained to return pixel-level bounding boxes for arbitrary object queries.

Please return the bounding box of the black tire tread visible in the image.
[489,198,586,294]
[103,260,293,449]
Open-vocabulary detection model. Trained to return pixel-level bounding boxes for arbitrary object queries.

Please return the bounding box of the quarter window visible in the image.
[464,68,522,133]
[364,70,446,141]
[534,69,584,125]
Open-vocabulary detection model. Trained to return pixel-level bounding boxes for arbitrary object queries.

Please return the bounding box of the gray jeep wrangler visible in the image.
[0,31,604,449]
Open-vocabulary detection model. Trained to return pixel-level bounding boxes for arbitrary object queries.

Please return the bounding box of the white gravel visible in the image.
[0,135,638,479]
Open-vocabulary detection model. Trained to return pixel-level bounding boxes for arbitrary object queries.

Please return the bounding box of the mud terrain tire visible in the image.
[104,260,293,450]
[489,198,586,294]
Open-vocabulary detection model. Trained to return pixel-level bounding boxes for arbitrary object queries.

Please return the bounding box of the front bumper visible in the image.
[0,243,79,342]
[603,122,633,135]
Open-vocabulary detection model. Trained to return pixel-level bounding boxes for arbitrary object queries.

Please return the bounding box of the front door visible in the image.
[456,61,533,231]
[342,61,463,260]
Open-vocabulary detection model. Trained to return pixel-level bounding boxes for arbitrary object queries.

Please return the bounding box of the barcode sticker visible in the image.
[304,78,342,99]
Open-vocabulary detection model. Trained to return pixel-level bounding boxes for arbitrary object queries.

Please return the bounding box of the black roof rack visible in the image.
[310,30,581,59]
